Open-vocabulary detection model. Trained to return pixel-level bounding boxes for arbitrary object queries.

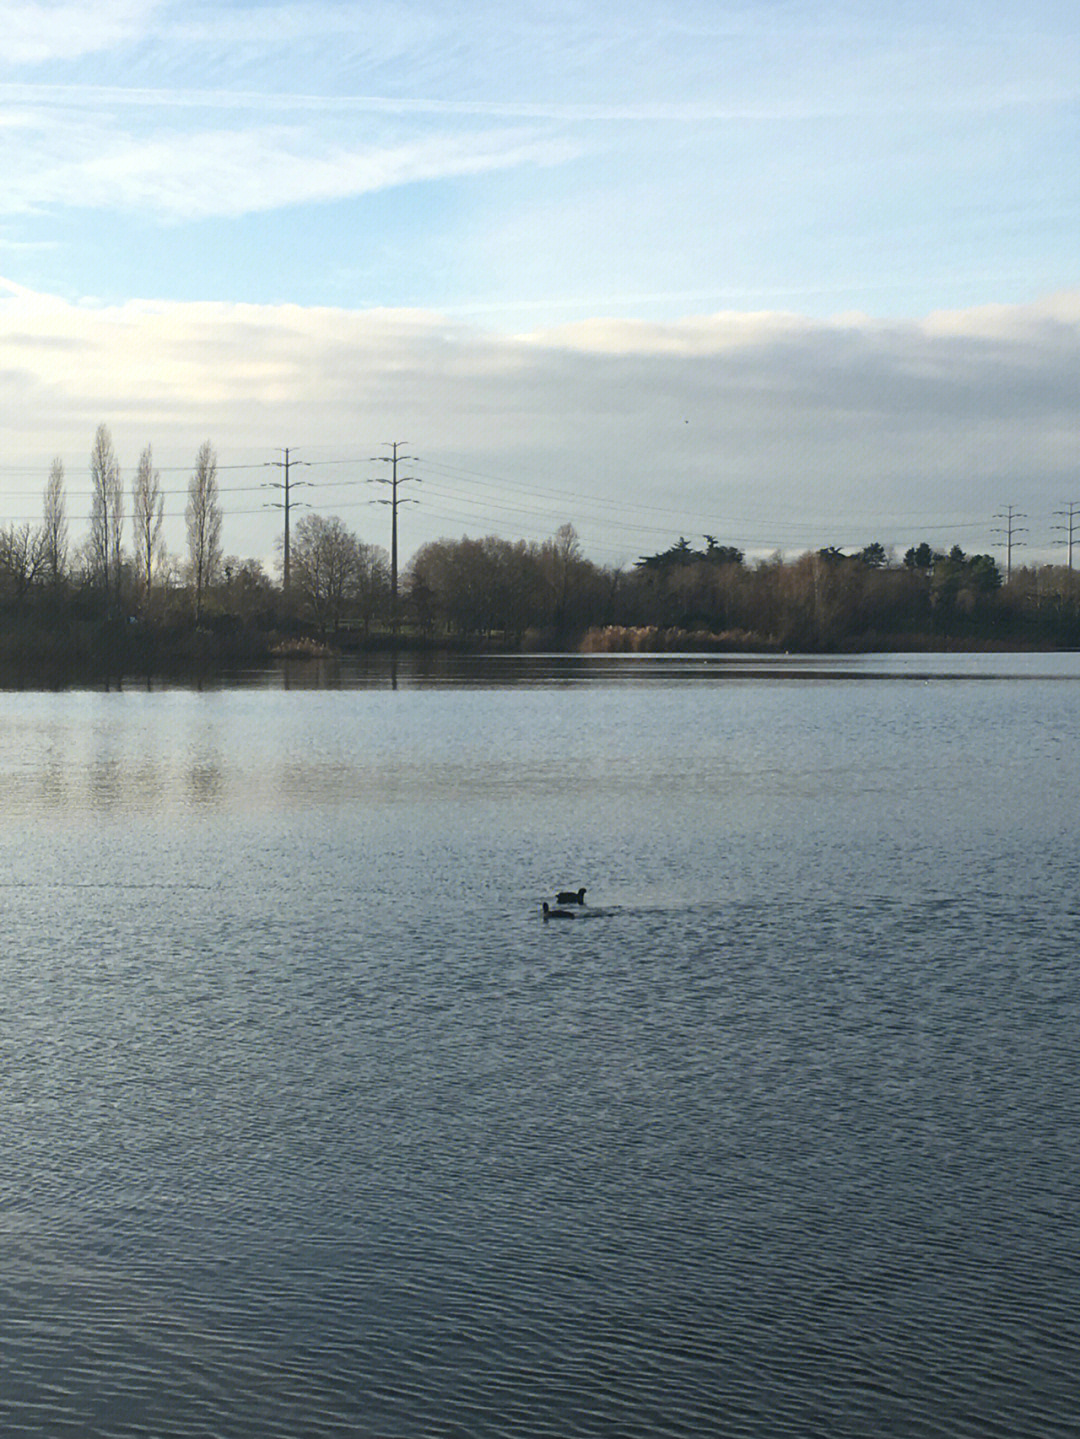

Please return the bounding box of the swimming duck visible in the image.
[543,902,575,919]
[556,887,586,905]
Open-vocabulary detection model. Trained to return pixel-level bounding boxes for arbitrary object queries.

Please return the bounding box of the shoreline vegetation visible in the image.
[4,424,1080,683]
[2,547,1078,688]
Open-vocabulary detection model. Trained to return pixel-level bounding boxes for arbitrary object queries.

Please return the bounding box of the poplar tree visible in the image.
[132,444,164,599]
[186,441,222,622]
[42,457,68,585]
[89,424,122,606]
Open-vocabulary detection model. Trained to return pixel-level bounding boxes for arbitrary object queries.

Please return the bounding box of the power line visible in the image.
[1,446,1069,569]
[411,457,997,535]
[0,449,1041,541]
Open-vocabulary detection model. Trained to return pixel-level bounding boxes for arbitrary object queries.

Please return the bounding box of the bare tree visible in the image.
[186,440,222,622]
[89,424,123,605]
[42,457,68,586]
[544,522,584,635]
[291,513,359,633]
[354,539,390,637]
[132,444,164,600]
[0,523,47,604]
[409,535,541,638]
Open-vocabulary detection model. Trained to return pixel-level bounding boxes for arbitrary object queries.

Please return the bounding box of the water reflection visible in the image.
[2,653,1078,828]
[7,649,1075,695]
[88,753,124,810]
[252,650,1080,690]
[186,756,223,806]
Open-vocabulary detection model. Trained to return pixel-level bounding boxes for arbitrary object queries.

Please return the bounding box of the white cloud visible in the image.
[0,96,580,219]
[0,81,811,123]
[0,0,158,65]
[85,126,577,220]
[922,292,1080,342]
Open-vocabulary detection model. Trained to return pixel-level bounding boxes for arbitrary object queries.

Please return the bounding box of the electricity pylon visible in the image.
[370,442,420,640]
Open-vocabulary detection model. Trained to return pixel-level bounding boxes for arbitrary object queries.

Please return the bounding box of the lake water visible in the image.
[1,652,1077,1437]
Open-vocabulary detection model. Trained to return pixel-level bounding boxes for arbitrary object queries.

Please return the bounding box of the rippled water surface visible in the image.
[2,653,1078,1437]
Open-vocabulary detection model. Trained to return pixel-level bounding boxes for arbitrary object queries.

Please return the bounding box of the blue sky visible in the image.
[2,0,1078,567]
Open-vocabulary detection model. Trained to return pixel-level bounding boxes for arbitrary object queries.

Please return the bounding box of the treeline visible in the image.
[4,426,1080,676]
[408,529,1080,650]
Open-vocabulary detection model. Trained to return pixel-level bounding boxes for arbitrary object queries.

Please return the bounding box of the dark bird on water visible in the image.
[543,902,575,919]
[556,887,586,905]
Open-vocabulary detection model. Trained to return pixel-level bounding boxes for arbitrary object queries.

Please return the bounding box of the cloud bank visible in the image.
[1,283,1077,565]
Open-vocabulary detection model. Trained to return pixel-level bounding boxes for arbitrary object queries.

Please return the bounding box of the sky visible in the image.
[1,0,1078,571]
